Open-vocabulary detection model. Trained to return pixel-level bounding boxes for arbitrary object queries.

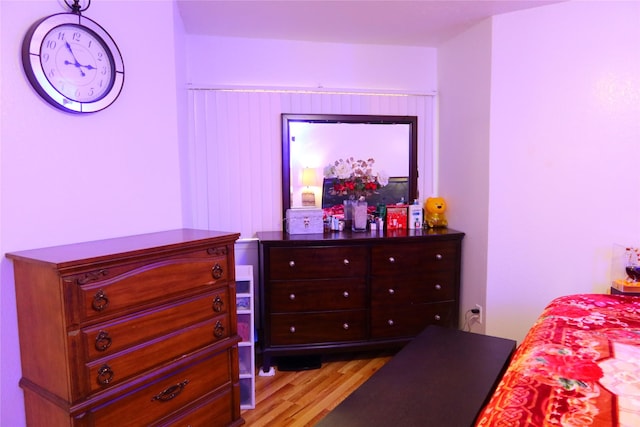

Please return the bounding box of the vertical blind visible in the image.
[186,89,434,238]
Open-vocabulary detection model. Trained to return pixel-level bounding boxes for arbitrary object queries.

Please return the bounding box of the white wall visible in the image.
[186,35,437,92]
[486,1,640,342]
[0,1,186,425]
[438,18,493,334]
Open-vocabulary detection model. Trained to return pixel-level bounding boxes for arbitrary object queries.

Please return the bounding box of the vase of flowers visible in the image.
[324,157,388,230]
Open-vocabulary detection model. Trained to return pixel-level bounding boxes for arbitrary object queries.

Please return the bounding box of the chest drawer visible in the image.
[79,289,230,362]
[270,278,366,312]
[66,249,232,324]
[268,246,367,280]
[371,272,455,305]
[83,347,234,427]
[370,302,455,339]
[371,241,457,277]
[152,388,235,427]
[82,313,231,396]
[270,311,367,345]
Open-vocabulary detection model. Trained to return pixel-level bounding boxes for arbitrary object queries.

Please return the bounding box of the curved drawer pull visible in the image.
[434,284,442,290]
[213,320,225,338]
[388,256,395,263]
[95,330,112,352]
[152,379,189,402]
[97,364,114,385]
[343,291,350,298]
[435,254,443,261]
[289,326,296,333]
[212,295,224,312]
[92,289,109,312]
[289,260,295,268]
[387,319,395,326]
[388,288,395,295]
[434,314,441,321]
[211,264,223,279]
[343,259,350,265]
[289,293,296,300]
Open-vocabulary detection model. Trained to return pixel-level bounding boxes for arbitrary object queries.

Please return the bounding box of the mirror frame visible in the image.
[282,113,418,219]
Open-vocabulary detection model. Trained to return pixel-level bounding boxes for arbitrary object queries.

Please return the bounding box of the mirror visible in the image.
[282,114,418,217]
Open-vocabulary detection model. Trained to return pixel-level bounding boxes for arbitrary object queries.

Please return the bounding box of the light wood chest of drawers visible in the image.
[257,229,464,372]
[7,229,244,427]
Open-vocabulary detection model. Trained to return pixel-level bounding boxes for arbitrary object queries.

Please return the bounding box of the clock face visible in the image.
[22,13,124,113]
[40,24,115,103]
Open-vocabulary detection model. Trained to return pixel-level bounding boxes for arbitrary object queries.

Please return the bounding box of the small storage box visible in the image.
[286,208,324,234]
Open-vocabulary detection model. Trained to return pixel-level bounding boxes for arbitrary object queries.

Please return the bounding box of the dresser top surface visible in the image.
[257,228,464,244]
[6,228,240,267]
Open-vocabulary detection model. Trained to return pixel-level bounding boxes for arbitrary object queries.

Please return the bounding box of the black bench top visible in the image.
[316,325,516,427]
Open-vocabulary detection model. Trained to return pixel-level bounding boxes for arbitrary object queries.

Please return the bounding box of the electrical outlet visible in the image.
[475,304,483,324]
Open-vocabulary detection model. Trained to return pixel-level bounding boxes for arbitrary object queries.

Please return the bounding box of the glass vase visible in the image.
[343,199,355,229]
[352,200,368,232]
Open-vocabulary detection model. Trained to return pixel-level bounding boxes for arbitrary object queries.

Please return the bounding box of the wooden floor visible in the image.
[241,351,396,426]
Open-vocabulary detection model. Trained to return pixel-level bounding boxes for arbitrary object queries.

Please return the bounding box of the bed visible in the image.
[476,293,640,427]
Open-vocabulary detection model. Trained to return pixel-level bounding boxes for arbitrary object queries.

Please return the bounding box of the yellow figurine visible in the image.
[424,197,448,228]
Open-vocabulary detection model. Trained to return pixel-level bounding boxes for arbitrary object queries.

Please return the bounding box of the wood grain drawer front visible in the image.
[270,311,367,345]
[370,272,455,305]
[371,241,458,277]
[81,289,229,361]
[269,246,367,280]
[152,388,235,427]
[270,278,366,312]
[83,313,230,395]
[370,302,456,339]
[69,252,231,323]
[87,348,233,427]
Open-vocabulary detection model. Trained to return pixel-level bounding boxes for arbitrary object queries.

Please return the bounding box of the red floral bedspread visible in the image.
[476,294,640,427]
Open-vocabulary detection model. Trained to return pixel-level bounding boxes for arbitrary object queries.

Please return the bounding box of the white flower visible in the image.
[334,161,352,179]
[376,170,389,187]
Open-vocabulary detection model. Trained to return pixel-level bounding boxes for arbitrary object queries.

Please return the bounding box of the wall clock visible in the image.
[22,0,124,113]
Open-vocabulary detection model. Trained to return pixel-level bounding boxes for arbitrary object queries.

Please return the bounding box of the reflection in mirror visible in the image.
[282,114,418,218]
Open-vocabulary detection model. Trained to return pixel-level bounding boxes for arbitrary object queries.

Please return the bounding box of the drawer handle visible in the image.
[95,330,112,352]
[388,256,395,263]
[343,291,350,298]
[97,364,114,385]
[434,284,442,290]
[434,314,441,321]
[152,379,189,402]
[343,323,350,330]
[92,289,109,312]
[212,295,224,312]
[289,260,295,267]
[435,254,443,260]
[213,320,225,338]
[343,259,350,265]
[387,319,395,326]
[388,288,395,295]
[289,326,296,333]
[211,264,223,279]
[289,293,296,300]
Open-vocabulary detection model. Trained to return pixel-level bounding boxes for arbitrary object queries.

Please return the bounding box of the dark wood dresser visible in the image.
[256,228,464,372]
[7,229,244,427]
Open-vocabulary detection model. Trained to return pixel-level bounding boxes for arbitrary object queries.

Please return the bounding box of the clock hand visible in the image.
[63,41,89,77]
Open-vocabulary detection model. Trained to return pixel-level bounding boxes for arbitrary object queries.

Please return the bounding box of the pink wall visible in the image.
[0,1,186,425]
[486,1,640,341]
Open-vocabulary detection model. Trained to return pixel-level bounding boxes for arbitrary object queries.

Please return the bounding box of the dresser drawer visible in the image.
[370,302,456,339]
[371,272,455,305]
[83,313,231,395]
[152,388,236,427]
[66,249,232,323]
[270,278,366,312]
[268,246,367,280]
[85,348,234,427]
[371,241,457,277]
[80,289,230,361]
[270,311,367,345]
